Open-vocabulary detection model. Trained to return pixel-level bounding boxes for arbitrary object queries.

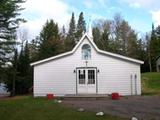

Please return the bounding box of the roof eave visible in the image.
[30,51,73,66]
[30,33,144,66]
[98,49,144,64]
[30,33,89,66]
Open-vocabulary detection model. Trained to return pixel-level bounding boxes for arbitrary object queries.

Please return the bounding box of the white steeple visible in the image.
[88,17,93,39]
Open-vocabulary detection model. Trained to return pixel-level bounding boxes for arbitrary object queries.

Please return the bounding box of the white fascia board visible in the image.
[31,33,144,66]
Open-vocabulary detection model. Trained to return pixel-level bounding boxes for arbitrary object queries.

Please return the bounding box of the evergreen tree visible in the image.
[3,48,18,96]
[11,48,18,96]
[65,13,76,51]
[93,27,109,51]
[150,25,160,71]
[40,20,59,41]
[137,38,149,72]
[155,26,160,56]
[112,14,139,57]
[92,27,101,48]
[28,37,39,62]
[76,12,86,41]
[5,41,32,95]
[93,20,115,52]
[0,0,25,70]
[61,25,66,38]
[0,0,25,95]
[126,30,139,59]
[18,47,25,75]
[23,41,30,74]
[113,13,123,53]
[38,19,62,60]
[137,39,146,60]
[68,13,76,38]
[119,20,130,55]
[92,14,158,72]
[100,27,109,51]
[149,24,158,71]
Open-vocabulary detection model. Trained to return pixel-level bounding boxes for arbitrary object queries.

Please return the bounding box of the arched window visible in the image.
[82,44,91,60]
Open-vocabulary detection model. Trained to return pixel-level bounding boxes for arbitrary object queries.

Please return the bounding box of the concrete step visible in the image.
[63,94,110,100]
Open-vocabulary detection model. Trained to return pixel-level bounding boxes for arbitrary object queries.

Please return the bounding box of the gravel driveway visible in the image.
[62,95,160,120]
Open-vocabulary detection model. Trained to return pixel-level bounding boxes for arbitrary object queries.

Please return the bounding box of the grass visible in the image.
[142,72,160,95]
[1,72,159,120]
[0,96,126,120]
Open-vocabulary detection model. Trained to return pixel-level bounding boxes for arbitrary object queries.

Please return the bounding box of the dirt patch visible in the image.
[0,94,10,99]
[62,95,160,120]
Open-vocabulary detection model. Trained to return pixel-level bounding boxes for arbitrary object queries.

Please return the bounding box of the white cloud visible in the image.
[107,6,122,13]
[83,0,107,9]
[83,0,93,9]
[129,3,141,8]
[20,0,75,40]
[151,10,160,26]
[120,0,159,9]
[97,0,107,8]
[19,19,46,40]
[91,14,105,20]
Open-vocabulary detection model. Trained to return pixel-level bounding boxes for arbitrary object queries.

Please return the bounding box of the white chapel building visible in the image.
[31,28,143,97]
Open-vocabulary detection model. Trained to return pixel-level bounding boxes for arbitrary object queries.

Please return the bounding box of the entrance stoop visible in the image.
[63,94,109,100]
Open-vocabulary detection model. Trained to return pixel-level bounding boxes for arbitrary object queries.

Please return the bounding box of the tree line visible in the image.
[29,12,86,62]
[30,13,160,73]
[0,0,160,96]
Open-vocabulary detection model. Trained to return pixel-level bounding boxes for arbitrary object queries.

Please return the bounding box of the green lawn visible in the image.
[1,72,159,120]
[142,72,160,95]
[0,96,125,120]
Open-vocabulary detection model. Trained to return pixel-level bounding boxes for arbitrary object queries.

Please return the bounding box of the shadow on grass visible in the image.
[142,89,160,96]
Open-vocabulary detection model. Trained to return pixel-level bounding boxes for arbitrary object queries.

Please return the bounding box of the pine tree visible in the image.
[100,27,109,51]
[155,26,160,56]
[61,25,66,38]
[68,13,76,38]
[11,48,18,96]
[113,13,123,53]
[5,41,32,95]
[144,34,151,72]
[150,24,157,71]
[120,20,130,55]
[28,37,39,62]
[150,25,160,71]
[126,30,139,59]
[65,13,76,51]
[92,20,114,52]
[0,0,25,70]
[23,41,30,74]
[137,38,148,72]
[40,20,59,42]
[113,14,139,57]
[92,27,101,48]
[21,41,32,94]
[38,19,61,60]
[13,41,31,94]
[76,12,86,41]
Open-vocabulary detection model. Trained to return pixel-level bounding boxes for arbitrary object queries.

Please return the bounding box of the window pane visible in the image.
[82,44,91,60]
[79,70,85,84]
[88,70,95,84]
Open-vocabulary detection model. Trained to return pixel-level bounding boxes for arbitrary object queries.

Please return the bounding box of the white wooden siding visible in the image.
[34,37,141,96]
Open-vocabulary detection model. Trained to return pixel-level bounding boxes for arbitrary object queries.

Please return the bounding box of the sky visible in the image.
[19,0,160,40]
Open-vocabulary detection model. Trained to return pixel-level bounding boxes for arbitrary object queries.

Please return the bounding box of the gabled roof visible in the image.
[31,33,144,66]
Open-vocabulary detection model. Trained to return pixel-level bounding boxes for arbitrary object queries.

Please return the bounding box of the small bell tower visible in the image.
[87,17,93,39]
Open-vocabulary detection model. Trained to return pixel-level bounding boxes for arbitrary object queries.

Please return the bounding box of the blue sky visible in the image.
[20,0,160,40]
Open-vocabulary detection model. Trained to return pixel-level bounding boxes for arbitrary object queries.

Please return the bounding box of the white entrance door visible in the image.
[77,68,97,94]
